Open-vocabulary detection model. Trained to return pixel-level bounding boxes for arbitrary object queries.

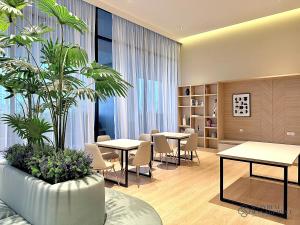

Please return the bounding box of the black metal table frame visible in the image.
[151,136,191,165]
[98,145,153,187]
[220,155,300,219]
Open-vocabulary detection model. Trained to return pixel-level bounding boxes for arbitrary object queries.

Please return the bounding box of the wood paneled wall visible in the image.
[221,75,300,145]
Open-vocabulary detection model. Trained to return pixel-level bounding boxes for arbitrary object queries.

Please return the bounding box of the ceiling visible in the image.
[85,0,300,42]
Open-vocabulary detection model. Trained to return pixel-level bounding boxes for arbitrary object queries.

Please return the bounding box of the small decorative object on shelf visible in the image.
[185,88,190,96]
[183,115,186,126]
[195,100,198,106]
[206,118,212,127]
[200,101,204,107]
[233,93,251,117]
[211,132,217,138]
[211,123,217,127]
[191,99,195,106]
[212,99,217,117]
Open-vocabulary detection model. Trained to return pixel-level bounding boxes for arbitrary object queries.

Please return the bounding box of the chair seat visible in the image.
[93,160,115,171]
[180,140,187,146]
[129,150,137,157]
[102,152,120,161]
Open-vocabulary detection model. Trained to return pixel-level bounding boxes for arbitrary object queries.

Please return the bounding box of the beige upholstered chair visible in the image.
[181,128,195,145]
[181,133,200,165]
[129,141,152,186]
[129,134,151,157]
[97,135,119,161]
[139,133,151,141]
[181,128,195,159]
[150,129,160,134]
[154,135,176,167]
[85,144,119,183]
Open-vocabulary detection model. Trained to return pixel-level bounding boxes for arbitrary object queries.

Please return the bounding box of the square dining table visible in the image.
[218,141,300,219]
[151,132,190,165]
[97,139,151,187]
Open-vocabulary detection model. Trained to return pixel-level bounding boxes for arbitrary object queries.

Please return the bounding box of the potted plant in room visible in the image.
[0,1,131,224]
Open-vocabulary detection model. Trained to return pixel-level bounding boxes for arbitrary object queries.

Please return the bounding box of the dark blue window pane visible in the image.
[98,98,115,139]
[98,39,112,67]
[96,8,114,138]
[97,9,112,39]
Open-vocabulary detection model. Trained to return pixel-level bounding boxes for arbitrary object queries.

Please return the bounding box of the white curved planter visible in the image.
[0,163,105,225]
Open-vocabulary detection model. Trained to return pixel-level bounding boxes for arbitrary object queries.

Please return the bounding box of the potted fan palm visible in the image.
[0,1,131,224]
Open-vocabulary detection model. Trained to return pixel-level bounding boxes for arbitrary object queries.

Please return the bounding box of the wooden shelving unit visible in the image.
[178,83,220,149]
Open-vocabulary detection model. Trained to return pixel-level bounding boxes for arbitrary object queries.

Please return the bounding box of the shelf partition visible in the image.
[178,83,219,149]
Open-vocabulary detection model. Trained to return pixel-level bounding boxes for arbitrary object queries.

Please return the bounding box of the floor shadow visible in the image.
[209,176,300,224]
[104,166,157,188]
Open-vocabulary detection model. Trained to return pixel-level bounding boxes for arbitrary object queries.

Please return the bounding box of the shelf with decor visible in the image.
[178,83,220,149]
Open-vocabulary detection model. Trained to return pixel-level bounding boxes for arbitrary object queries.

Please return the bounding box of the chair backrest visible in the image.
[184,133,198,151]
[97,135,112,154]
[154,135,172,153]
[85,144,107,169]
[132,141,151,166]
[139,133,151,141]
[184,128,195,134]
[150,129,160,134]
[97,135,111,142]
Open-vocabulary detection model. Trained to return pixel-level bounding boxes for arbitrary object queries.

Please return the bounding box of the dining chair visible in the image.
[139,133,151,141]
[181,128,195,145]
[154,135,176,167]
[129,141,151,187]
[150,129,160,134]
[97,135,119,161]
[85,144,119,183]
[181,128,195,158]
[181,133,200,165]
[128,133,152,157]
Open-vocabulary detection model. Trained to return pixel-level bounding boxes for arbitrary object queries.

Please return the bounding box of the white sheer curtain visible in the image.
[112,15,180,139]
[0,0,95,151]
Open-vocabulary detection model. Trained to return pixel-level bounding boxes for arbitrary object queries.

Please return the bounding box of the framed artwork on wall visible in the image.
[232,93,251,117]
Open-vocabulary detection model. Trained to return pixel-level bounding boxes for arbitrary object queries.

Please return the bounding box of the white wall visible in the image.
[180,10,300,85]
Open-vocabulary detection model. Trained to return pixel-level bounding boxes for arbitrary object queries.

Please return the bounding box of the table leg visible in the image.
[190,151,193,161]
[250,162,253,176]
[149,145,153,177]
[220,157,224,201]
[125,151,129,187]
[283,166,288,219]
[298,155,300,185]
[121,150,124,170]
[151,142,154,161]
[177,139,181,165]
[220,157,289,219]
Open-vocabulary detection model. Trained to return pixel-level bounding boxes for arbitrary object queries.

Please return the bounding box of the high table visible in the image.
[151,132,190,165]
[218,141,300,219]
[97,139,151,187]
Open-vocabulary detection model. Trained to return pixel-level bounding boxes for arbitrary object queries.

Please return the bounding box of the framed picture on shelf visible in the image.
[232,93,251,117]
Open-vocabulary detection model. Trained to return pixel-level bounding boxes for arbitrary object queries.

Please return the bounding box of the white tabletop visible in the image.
[96,139,144,151]
[151,132,190,140]
[218,141,300,166]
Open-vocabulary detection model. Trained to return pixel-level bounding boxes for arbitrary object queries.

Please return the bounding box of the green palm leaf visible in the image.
[0,0,31,31]
[82,62,132,101]
[22,25,52,37]
[36,0,87,33]
[2,114,53,145]
[0,13,10,31]
[63,45,88,67]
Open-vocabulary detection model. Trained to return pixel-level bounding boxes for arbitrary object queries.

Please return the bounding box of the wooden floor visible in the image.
[106,149,300,225]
